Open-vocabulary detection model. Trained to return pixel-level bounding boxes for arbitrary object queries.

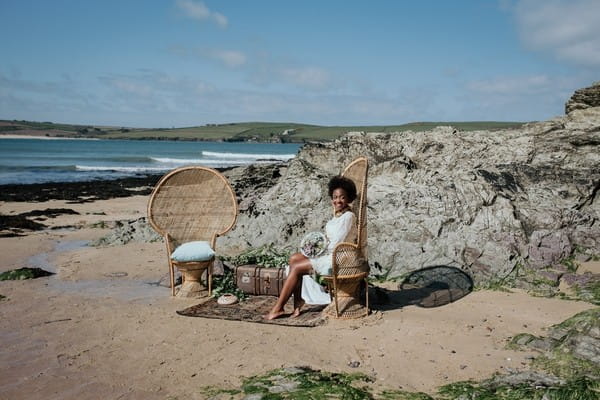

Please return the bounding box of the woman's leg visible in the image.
[264,253,312,320]
[291,281,304,317]
[289,253,308,317]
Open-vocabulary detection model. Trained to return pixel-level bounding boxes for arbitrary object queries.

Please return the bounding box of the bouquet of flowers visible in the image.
[300,231,328,258]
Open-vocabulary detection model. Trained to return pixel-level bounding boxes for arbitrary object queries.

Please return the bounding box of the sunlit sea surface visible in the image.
[0,138,301,185]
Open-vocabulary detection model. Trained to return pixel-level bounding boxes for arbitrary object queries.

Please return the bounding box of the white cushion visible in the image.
[171,241,215,262]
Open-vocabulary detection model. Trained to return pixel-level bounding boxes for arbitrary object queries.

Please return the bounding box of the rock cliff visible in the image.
[220,84,600,286]
[565,81,600,114]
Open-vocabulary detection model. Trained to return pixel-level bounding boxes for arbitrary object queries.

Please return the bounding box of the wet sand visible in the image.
[0,191,596,399]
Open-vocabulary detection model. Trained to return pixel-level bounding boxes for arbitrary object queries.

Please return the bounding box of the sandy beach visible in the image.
[1,189,597,400]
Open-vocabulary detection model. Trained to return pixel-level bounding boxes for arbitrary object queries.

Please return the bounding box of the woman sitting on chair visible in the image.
[264,175,357,320]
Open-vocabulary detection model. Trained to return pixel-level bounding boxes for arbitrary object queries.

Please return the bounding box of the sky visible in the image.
[0,0,599,128]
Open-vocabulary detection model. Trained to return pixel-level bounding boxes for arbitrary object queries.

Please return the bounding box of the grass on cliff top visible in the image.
[69,121,528,142]
[0,120,85,132]
[1,120,527,142]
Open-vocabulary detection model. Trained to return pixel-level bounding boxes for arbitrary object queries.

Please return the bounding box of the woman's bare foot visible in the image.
[263,309,286,320]
[291,299,305,318]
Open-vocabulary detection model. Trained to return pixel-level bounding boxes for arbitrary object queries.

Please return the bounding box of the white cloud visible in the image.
[100,70,216,96]
[109,79,153,96]
[238,50,338,92]
[176,0,209,20]
[176,0,228,28]
[279,67,332,91]
[0,69,423,126]
[461,73,584,120]
[169,45,335,90]
[6,66,593,127]
[213,50,246,68]
[212,12,227,28]
[168,46,246,68]
[467,75,555,95]
[512,0,600,67]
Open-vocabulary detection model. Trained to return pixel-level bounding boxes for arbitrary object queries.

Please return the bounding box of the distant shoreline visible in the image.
[1,120,528,143]
[0,133,300,143]
[0,134,100,140]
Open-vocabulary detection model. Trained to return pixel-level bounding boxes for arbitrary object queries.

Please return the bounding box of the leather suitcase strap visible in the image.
[259,267,271,295]
[253,266,260,294]
[235,265,260,295]
[259,267,286,296]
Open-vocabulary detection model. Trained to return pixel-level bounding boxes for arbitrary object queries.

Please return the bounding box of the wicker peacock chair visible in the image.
[147,166,238,297]
[323,157,369,318]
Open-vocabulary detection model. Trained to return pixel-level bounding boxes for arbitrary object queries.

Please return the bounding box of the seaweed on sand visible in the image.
[0,267,54,281]
[198,308,600,399]
[200,367,373,399]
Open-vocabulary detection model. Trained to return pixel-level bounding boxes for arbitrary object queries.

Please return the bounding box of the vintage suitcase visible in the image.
[234,265,286,296]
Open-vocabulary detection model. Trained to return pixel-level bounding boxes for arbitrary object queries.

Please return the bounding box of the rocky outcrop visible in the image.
[509,308,599,379]
[220,86,600,285]
[566,81,600,114]
[90,218,161,246]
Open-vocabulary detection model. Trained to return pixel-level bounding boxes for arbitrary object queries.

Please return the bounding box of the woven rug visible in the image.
[176,296,327,327]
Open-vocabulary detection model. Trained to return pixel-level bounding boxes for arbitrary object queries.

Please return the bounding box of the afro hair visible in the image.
[327,175,357,202]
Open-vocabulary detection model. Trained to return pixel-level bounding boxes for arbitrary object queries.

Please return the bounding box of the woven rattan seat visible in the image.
[147,166,238,297]
[322,157,369,318]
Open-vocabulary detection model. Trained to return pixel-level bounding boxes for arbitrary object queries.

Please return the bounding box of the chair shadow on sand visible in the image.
[370,265,474,311]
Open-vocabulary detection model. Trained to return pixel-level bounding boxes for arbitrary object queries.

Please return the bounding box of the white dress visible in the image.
[300,211,357,305]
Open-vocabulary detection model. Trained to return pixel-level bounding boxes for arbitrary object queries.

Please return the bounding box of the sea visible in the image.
[0,138,302,185]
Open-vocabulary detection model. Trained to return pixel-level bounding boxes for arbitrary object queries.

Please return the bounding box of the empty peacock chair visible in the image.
[147,166,238,297]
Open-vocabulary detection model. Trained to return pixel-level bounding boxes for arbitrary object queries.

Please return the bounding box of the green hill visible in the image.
[0,120,527,142]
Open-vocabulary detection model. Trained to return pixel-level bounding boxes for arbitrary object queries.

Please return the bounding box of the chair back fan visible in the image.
[147,166,238,247]
[341,157,368,261]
